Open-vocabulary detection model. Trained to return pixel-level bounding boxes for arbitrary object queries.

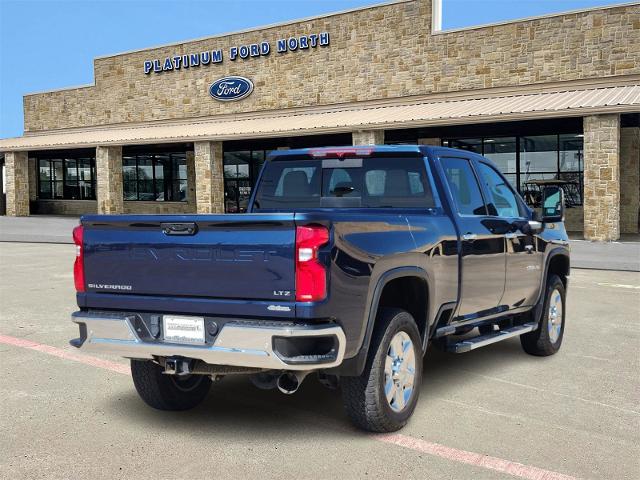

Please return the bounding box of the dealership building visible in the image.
[0,0,638,240]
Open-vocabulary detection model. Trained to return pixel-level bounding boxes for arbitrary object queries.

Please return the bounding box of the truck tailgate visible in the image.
[81,214,296,301]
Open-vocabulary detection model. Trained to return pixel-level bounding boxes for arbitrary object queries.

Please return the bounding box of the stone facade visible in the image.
[620,127,640,234]
[34,200,97,215]
[353,130,384,145]
[194,141,224,214]
[22,1,639,132]
[583,114,621,241]
[27,158,37,201]
[96,146,124,214]
[124,201,196,214]
[5,151,30,216]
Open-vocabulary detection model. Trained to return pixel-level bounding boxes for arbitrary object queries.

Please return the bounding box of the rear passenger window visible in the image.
[441,157,487,216]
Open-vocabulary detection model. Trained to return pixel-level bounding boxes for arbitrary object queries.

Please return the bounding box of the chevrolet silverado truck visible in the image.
[70,145,570,432]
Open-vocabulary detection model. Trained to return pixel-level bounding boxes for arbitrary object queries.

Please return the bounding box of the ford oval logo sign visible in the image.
[209,76,254,102]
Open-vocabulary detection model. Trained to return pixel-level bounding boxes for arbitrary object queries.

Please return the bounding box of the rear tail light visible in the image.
[295,225,329,302]
[72,225,85,292]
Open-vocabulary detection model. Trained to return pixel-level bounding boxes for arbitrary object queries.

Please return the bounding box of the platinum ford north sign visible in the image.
[143,32,330,74]
[209,77,254,102]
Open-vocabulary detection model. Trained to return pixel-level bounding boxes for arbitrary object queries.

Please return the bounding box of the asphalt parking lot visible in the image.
[1,242,638,480]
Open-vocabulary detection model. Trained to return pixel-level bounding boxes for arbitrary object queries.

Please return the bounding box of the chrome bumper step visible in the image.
[447,323,537,353]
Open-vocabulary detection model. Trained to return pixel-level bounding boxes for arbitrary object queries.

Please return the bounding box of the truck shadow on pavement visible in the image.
[109,337,543,436]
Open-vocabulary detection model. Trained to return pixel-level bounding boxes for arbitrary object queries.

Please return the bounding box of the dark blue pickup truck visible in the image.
[71,145,570,432]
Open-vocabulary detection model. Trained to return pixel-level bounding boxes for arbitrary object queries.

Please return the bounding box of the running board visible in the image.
[447,323,537,353]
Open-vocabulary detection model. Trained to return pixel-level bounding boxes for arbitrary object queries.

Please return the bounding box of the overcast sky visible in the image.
[0,0,624,138]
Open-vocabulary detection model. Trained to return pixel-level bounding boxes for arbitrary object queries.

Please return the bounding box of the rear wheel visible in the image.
[520,274,566,356]
[342,308,422,432]
[131,359,211,410]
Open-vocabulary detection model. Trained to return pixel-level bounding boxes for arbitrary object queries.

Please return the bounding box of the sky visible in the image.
[0,0,625,139]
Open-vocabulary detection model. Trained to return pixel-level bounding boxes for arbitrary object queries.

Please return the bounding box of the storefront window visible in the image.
[520,135,558,174]
[123,152,187,202]
[442,133,584,206]
[447,138,482,154]
[224,149,270,213]
[483,137,517,188]
[37,153,96,200]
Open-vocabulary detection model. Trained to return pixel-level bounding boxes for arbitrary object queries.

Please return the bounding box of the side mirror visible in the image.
[541,186,564,223]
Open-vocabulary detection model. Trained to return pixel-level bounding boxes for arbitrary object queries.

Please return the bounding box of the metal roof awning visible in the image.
[1,84,639,151]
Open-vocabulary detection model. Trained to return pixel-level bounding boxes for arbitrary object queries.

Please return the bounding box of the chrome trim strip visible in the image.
[72,314,346,371]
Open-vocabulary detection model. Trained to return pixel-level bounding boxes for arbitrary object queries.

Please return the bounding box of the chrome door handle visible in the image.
[462,233,477,241]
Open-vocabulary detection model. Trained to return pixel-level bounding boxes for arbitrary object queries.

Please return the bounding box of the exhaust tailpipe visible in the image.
[277,373,300,395]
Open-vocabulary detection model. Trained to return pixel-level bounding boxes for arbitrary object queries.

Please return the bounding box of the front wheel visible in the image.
[131,359,212,410]
[341,309,422,432]
[520,274,566,356]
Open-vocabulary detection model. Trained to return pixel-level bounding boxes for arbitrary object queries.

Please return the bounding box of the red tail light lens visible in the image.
[72,225,85,292]
[309,147,374,158]
[295,225,329,302]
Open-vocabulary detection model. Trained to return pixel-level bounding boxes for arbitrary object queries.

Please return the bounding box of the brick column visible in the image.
[186,150,197,208]
[620,127,639,234]
[96,146,124,214]
[5,151,30,216]
[583,114,620,241]
[28,157,37,201]
[418,137,441,146]
[194,141,224,214]
[352,130,384,145]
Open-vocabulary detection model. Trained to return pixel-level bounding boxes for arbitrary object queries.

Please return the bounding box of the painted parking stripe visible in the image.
[374,434,578,480]
[596,282,640,289]
[0,333,579,480]
[0,334,130,375]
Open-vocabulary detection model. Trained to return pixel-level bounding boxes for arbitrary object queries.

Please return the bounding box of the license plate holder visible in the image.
[162,315,205,345]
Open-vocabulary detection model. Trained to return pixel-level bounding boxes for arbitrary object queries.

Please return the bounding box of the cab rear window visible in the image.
[253,157,435,210]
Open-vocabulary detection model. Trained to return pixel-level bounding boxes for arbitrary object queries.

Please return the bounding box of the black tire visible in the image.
[130,359,212,411]
[520,274,566,356]
[341,308,423,432]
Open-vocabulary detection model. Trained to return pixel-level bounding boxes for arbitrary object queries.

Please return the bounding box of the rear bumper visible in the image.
[71,311,346,371]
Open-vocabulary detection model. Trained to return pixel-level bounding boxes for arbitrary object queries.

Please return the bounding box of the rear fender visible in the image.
[330,266,432,376]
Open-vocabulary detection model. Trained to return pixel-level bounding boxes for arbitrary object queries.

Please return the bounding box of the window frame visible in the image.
[223,149,268,213]
[441,133,584,206]
[36,154,96,201]
[122,152,187,202]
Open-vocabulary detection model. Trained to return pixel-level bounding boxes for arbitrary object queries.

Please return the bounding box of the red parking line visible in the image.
[0,334,130,375]
[374,434,579,480]
[1,333,579,480]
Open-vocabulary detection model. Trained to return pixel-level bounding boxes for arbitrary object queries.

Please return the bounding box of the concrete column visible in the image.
[418,137,441,146]
[352,130,384,145]
[96,146,124,214]
[620,127,639,234]
[5,151,30,216]
[583,114,621,241]
[194,141,225,214]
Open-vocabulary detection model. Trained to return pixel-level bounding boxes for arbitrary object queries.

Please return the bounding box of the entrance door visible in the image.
[223,150,266,213]
[440,156,506,319]
[0,155,6,215]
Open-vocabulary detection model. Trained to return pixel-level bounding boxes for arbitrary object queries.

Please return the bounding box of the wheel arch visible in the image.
[331,267,432,376]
